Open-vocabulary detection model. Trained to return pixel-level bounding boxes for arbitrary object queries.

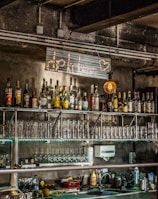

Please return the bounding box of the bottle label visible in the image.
[41,97,47,106]
[32,98,38,108]
[128,101,133,112]
[94,98,99,111]
[82,101,88,110]
[15,90,21,105]
[24,94,30,108]
[63,100,69,109]
[54,97,60,108]
[5,88,12,106]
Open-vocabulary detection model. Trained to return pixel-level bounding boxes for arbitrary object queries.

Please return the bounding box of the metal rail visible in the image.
[0,163,158,174]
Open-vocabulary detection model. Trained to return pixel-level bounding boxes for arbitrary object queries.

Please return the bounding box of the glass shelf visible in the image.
[0,106,157,116]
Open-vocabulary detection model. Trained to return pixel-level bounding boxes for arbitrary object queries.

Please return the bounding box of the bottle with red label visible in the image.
[5,78,12,107]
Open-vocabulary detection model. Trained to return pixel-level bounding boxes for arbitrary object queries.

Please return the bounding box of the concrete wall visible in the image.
[0,0,157,186]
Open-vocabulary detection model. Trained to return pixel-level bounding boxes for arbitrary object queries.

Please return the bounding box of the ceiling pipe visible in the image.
[0,29,158,62]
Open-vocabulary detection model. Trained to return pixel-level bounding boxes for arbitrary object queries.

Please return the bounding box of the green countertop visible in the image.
[37,192,156,199]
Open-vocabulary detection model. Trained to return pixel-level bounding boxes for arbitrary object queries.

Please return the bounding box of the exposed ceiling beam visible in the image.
[70,0,158,33]
[0,0,16,8]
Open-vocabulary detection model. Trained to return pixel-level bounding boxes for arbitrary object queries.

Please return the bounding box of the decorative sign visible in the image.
[45,47,111,79]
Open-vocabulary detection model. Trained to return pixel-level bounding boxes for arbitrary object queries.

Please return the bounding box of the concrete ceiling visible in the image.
[0,0,158,31]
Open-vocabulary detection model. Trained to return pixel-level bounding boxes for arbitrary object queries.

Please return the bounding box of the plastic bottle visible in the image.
[134,167,139,186]
[90,170,97,186]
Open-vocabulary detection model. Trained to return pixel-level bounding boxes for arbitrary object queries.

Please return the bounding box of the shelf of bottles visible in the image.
[0,107,158,142]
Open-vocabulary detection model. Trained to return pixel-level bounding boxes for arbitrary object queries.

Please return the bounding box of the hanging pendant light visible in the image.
[103,72,117,94]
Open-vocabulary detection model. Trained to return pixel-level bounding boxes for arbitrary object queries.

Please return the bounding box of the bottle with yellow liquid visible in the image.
[90,170,97,186]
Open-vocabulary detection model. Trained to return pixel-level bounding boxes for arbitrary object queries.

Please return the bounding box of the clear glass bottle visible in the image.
[14,80,22,107]
[5,78,12,107]
[69,77,75,110]
[146,92,151,113]
[137,91,141,113]
[39,78,47,109]
[141,93,146,113]
[94,85,99,111]
[89,84,95,111]
[31,90,38,108]
[23,83,30,108]
[75,88,82,110]
[127,91,133,112]
[82,92,88,111]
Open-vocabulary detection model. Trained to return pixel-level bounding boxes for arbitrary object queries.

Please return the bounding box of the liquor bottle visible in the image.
[146,92,151,113]
[47,78,54,109]
[73,78,78,97]
[141,93,146,113]
[39,78,47,109]
[89,84,95,111]
[53,80,60,109]
[23,83,30,108]
[94,85,99,111]
[112,92,118,112]
[122,92,128,112]
[118,92,123,112]
[14,80,22,107]
[5,78,12,107]
[82,92,88,111]
[62,86,69,109]
[137,91,141,113]
[133,91,138,112]
[31,89,38,108]
[69,77,75,110]
[150,92,155,113]
[75,88,82,110]
[127,91,133,112]
[106,94,113,112]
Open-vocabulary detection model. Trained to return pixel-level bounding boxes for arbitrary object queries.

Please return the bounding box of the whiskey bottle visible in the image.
[5,78,12,107]
[23,83,30,108]
[14,80,22,107]
[31,90,38,108]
